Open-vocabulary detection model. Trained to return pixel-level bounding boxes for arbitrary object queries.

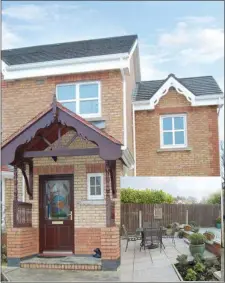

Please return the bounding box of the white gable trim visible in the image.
[133,76,224,110]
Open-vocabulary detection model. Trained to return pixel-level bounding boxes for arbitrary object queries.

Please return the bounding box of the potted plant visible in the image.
[203,231,215,241]
[166,224,172,235]
[189,233,206,256]
[216,217,221,229]
[184,224,192,231]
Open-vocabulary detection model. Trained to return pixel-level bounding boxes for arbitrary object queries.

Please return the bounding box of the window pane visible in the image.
[96,176,101,186]
[96,186,101,195]
[175,131,185,145]
[57,85,76,100]
[80,84,98,99]
[174,117,184,130]
[80,100,99,114]
[162,117,172,130]
[90,177,95,186]
[45,180,70,220]
[62,102,76,112]
[90,186,96,195]
[163,132,173,145]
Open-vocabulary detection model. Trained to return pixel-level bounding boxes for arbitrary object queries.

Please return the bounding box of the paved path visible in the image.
[2,238,216,282]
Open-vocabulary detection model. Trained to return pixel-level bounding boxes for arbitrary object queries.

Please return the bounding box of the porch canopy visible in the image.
[2,95,122,201]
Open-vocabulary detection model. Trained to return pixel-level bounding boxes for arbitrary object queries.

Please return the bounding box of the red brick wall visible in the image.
[2,71,123,144]
[135,90,220,176]
[100,227,120,260]
[74,227,120,260]
[75,228,101,255]
[7,228,39,258]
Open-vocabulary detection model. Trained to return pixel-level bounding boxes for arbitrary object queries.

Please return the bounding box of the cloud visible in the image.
[2,4,48,21]
[158,20,224,65]
[178,16,216,24]
[2,22,22,49]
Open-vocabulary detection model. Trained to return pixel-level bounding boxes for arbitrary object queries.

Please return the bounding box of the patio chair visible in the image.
[141,227,162,252]
[162,223,176,246]
[122,224,137,252]
[143,222,151,228]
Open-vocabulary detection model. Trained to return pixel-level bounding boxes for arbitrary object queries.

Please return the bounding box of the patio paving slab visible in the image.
[2,238,217,282]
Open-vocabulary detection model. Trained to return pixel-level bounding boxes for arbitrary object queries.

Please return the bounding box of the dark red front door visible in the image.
[39,175,74,253]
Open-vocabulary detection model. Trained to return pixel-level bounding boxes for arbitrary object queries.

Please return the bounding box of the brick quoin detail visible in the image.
[86,163,105,173]
[33,165,74,175]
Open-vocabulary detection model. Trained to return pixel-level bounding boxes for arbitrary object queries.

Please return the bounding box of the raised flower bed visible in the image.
[173,254,221,281]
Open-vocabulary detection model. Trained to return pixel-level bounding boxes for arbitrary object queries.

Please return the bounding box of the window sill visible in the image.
[157,147,192,153]
[79,200,105,205]
[85,117,103,122]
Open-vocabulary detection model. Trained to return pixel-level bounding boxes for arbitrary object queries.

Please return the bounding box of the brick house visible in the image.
[133,74,224,176]
[1,35,139,270]
[1,34,223,269]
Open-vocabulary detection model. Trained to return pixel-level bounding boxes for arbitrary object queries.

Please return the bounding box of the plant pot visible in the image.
[184,225,191,231]
[216,223,221,229]
[189,243,205,256]
[203,233,215,241]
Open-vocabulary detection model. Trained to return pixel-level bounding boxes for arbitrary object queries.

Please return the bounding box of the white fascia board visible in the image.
[133,75,224,110]
[2,54,130,80]
[1,171,13,179]
[121,148,135,169]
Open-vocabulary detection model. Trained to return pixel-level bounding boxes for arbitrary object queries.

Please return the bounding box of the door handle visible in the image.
[68,211,73,220]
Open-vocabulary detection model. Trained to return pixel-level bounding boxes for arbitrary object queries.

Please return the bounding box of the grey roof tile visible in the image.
[2,35,137,66]
[134,74,223,101]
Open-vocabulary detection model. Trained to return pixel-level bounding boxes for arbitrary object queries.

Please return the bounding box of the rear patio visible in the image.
[2,238,219,282]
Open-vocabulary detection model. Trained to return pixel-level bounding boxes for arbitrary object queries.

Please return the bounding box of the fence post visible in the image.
[186,209,188,224]
[139,210,142,228]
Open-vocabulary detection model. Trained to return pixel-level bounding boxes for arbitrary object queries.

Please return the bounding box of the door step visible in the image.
[20,256,102,271]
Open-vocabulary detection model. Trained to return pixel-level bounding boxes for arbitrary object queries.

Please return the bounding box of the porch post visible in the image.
[105,161,112,227]
[13,165,18,228]
[13,165,18,201]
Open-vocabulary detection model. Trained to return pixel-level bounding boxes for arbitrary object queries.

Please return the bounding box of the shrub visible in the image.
[185,268,197,281]
[120,188,174,204]
[1,244,7,263]
[203,231,215,241]
[216,217,221,224]
[194,262,205,273]
[189,221,197,227]
[176,254,188,266]
[189,233,206,245]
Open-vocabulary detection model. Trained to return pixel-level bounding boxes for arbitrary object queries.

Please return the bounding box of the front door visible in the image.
[39,175,74,253]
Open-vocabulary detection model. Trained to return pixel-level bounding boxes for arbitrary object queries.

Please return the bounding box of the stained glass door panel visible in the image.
[45,180,70,220]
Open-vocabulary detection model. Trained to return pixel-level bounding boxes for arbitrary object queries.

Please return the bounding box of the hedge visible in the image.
[120,188,174,204]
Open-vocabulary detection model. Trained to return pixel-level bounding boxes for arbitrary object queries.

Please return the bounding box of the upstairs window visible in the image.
[56,81,101,118]
[160,114,187,148]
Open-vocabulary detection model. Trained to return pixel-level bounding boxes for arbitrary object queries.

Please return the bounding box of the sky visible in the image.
[121,176,222,201]
[2,1,224,139]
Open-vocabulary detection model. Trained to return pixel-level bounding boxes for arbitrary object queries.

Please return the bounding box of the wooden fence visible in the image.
[121,203,220,233]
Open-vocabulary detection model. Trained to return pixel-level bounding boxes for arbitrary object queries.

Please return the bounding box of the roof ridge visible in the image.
[2,34,138,52]
[140,75,215,83]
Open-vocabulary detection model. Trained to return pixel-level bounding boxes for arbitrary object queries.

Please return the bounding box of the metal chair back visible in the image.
[122,224,128,238]
[143,222,151,228]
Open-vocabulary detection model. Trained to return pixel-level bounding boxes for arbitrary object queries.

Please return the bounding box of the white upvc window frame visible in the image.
[160,114,187,149]
[56,81,101,119]
[87,173,104,200]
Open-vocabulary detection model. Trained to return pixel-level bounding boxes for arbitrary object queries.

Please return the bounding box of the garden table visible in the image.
[136,227,166,249]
